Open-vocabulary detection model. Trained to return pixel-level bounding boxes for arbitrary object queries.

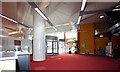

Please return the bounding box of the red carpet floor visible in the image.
[30,54,120,70]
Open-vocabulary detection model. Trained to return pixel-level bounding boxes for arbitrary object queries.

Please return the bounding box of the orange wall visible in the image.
[79,23,95,54]
[112,35,119,48]
[95,37,108,50]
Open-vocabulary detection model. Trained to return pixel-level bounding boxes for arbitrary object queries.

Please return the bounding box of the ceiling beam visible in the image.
[28,2,54,26]
[5,27,16,31]
[80,8,113,15]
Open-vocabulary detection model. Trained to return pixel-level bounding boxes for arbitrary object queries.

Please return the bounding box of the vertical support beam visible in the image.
[109,32,112,42]
[64,32,66,53]
[33,11,46,61]
[0,2,2,51]
[77,29,80,54]
[94,29,96,55]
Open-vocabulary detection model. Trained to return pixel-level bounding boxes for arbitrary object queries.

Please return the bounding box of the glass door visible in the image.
[53,40,58,54]
[46,38,59,55]
[47,40,52,54]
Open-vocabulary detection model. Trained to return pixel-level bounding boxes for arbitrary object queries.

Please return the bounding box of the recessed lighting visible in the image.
[99,34,103,38]
[95,32,98,35]
[95,30,98,35]
[100,15,104,19]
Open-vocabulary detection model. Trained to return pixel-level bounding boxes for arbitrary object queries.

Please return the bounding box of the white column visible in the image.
[33,11,46,61]
[0,2,2,51]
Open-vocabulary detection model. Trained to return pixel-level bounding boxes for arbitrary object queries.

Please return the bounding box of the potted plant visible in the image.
[74,40,78,54]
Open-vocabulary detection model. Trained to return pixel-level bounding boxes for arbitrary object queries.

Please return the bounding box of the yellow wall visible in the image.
[79,23,95,54]
[95,37,108,50]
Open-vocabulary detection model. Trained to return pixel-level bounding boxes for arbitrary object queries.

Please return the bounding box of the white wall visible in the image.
[0,2,2,51]
[0,23,2,51]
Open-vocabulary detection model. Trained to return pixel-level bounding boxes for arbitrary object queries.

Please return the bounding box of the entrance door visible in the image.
[47,40,53,54]
[53,40,58,54]
[46,36,59,55]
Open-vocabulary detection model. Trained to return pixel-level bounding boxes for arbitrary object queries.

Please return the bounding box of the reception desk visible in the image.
[16,51,31,71]
[0,52,18,72]
[0,51,31,72]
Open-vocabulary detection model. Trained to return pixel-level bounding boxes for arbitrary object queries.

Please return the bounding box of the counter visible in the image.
[0,51,31,71]
[15,51,31,71]
[0,52,17,72]
[0,51,31,61]
[16,51,32,55]
[0,52,18,61]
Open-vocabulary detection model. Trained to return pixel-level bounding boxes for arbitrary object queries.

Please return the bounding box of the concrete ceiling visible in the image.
[1,2,119,36]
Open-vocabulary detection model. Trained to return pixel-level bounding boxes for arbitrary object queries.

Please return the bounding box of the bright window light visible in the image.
[8,31,19,35]
[34,8,48,20]
[77,16,82,24]
[52,26,57,31]
[0,14,18,23]
[81,0,87,11]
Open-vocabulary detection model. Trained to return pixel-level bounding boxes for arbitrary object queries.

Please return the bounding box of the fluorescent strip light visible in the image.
[46,23,70,28]
[81,0,87,11]
[112,8,120,11]
[115,5,120,8]
[0,14,18,23]
[0,29,3,31]
[45,26,52,28]
[34,8,48,20]
[52,26,57,31]
[0,35,7,37]
[71,29,77,32]
[8,31,19,35]
[77,16,82,24]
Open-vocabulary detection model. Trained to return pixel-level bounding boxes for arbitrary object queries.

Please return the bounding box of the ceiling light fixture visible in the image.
[77,16,82,24]
[52,26,57,31]
[81,0,87,11]
[71,29,77,32]
[0,14,18,23]
[8,31,19,35]
[112,8,120,11]
[115,5,120,8]
[115,23,119,27]
[99,34,103,38]
[100,15,104,19]
[0,35,7,37]
[34,8,48,20]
